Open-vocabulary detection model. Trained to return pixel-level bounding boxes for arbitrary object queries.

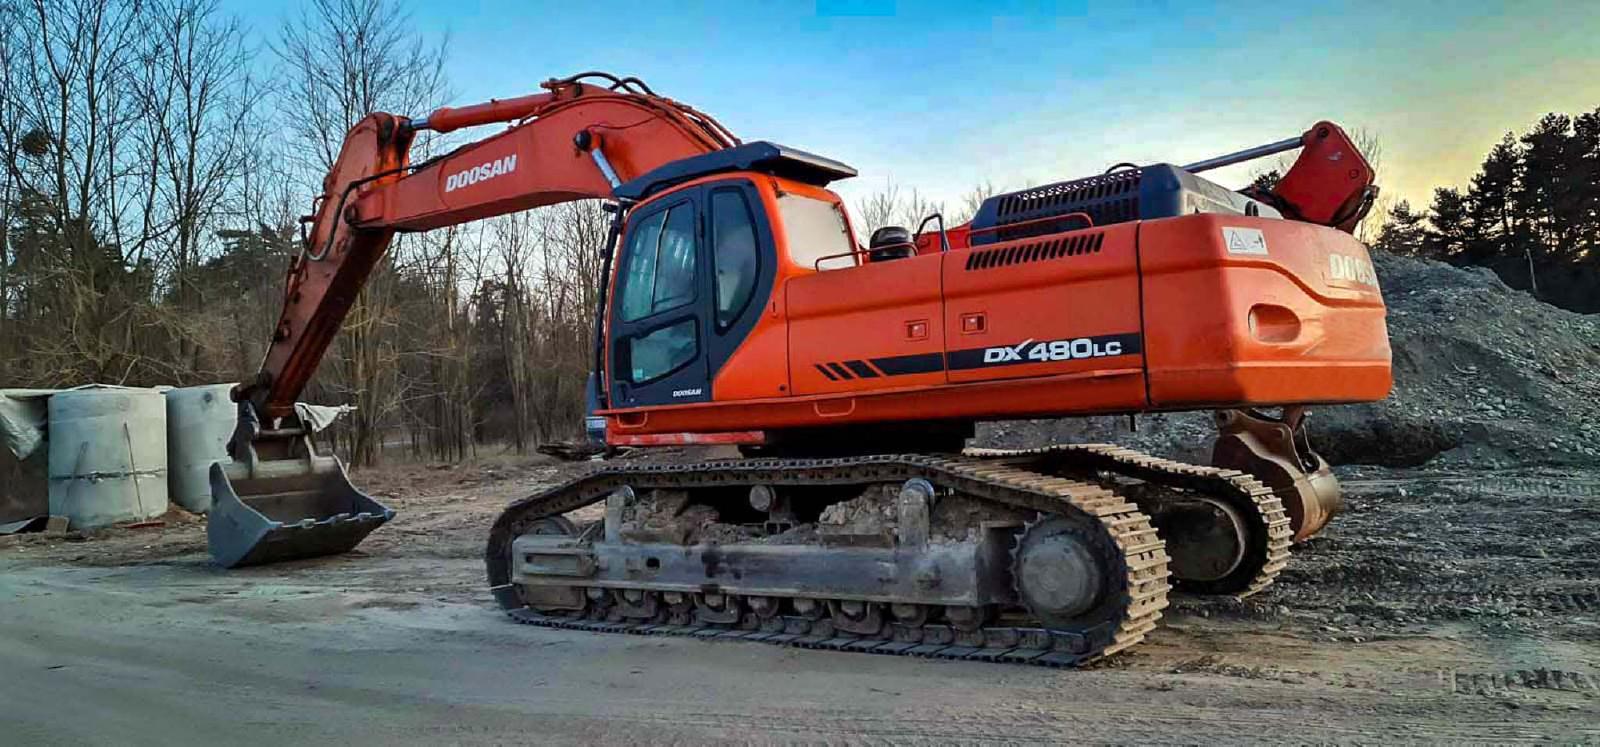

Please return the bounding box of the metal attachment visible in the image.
[209,403,394,569]
[1212,407,1343,542]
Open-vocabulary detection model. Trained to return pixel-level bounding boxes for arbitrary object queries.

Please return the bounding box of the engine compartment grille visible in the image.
[964,232,1105,271]
[976,169,1144,244]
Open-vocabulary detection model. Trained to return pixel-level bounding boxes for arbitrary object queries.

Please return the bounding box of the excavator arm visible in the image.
[243,73,738,420]
[210,73,738,568]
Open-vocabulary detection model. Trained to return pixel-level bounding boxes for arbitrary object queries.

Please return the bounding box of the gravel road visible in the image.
[2,457,1597,744]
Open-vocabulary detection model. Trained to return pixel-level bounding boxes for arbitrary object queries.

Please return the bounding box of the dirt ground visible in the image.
[2,453,1597,745]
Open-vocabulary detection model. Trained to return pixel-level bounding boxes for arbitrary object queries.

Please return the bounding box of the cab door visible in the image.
[607,179,778,409]
[608,192,710,408]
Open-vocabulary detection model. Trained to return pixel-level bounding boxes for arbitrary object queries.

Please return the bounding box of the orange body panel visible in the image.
[1139,215,1391,406]
[708,178,795,401]
[941,223,1142,386]
[787,253,945,395]
[603,197,1391,441]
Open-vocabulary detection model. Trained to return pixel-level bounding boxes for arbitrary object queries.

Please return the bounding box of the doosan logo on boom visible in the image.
[444,155,517,192]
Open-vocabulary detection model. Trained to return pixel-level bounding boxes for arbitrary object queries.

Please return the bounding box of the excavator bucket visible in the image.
[206,408,393,568]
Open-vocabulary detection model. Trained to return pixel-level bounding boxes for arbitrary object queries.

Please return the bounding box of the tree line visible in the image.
[1373,110,1600,312]
[10,0,1521,471]
[0,0,608,465]
[0,0,1010,467]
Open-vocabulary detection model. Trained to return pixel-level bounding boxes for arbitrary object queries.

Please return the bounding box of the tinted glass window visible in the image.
[627,318,697,383]
[653,204,697,313]
[617,210,666,322]
[710,189,760,330]
[618,202,697,322]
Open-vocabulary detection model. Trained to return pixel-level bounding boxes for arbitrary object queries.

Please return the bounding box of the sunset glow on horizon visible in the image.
[228,0,1600,214]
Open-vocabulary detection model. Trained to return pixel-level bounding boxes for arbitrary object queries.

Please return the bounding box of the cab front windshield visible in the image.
[777,193,855,271]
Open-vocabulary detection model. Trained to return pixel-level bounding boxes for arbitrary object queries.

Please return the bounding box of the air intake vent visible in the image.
[996,170,1141,219]
[984,170,1142,243]
[964,232,1104,271]
[969,164,1281,247]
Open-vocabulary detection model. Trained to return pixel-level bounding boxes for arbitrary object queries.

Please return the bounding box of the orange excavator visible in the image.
[209,72,1389,665]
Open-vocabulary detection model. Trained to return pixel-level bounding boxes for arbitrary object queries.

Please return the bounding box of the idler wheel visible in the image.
[890,603,930,626]
[1148,496,1249,584]
[828,600,885,636]
[943,605,993,632]
[791,597,826,619]
[747,596,781,619]
[516,516,587,615]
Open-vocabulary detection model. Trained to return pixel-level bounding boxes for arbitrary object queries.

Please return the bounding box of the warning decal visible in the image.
[1223,226,1269,256]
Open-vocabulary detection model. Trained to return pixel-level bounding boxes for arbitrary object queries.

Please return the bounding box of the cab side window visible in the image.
[710,188,760,330]
[618,201,697,323]
[625,319,698,385]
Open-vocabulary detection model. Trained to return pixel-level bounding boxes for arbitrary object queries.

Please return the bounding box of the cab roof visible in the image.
[614,141,857,202]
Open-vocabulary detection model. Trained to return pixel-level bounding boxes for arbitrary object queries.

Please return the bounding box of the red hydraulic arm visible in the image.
[239,73,738,421]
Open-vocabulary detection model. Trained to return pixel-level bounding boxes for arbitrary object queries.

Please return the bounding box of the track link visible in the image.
[485,454,1171,667]
[969,444,1293,598]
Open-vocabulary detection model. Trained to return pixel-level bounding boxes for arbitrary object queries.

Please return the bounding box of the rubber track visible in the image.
[486,454,1171,667]
[969,444,1293,599]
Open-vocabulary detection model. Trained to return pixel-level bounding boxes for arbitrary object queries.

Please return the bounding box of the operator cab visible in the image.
[606,145,862,411]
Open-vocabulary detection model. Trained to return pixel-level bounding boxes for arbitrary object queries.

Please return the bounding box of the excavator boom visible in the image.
[213,74,738,567]
[246,75,737,419]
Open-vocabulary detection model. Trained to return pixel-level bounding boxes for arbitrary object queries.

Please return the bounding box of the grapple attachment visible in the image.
[207,404,393,568]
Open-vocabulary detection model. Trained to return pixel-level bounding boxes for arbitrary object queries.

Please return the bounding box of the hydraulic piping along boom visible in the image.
[239,74,737,422]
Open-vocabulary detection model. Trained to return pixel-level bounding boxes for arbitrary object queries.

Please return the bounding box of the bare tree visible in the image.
[273,0,449,177]
[954,180,999,224]
[271,0,450,465]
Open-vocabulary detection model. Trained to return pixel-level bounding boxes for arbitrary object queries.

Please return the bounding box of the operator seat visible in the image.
[868,226,916,262]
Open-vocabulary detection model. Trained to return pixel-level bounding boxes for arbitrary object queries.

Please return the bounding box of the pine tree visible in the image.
[1373,200,1427,255]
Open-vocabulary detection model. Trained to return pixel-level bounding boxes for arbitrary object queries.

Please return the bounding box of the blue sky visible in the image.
[231,0,1600,213]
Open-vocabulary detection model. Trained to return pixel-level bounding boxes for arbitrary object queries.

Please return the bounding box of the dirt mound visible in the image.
[977,250,1600,469]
